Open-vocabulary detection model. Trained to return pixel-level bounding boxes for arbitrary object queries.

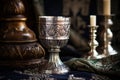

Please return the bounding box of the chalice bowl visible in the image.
[38,16,70,74]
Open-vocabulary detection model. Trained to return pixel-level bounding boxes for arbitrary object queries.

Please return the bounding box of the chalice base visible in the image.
[47,62,69,74]
[46,48,69,74]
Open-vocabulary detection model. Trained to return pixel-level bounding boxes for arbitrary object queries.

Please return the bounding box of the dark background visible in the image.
[44,0,119,16]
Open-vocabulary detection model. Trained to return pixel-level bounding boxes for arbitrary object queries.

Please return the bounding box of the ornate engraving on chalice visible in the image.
[38,16,70,74]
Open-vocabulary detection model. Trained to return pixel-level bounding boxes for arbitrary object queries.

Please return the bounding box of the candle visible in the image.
[103,0,111,15]
[90,15,96,26]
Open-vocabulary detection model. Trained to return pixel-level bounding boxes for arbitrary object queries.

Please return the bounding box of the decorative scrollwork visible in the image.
[0,42,45,60]
[39,18,70,40]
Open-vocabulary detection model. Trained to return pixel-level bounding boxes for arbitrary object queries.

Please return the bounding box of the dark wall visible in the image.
[44,0,119,16]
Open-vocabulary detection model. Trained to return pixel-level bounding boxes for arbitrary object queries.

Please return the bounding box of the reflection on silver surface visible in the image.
[38,16,70,74]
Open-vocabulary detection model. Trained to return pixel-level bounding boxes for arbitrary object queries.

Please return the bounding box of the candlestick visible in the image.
[90,15,96,26]
[88,25,99,59]
[103,16,117,56]
[96,15,117,59]
[103,0,111,15]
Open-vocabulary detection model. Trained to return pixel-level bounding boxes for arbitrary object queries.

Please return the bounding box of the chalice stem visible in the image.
[48,47,69,74]
[49,48,62,65]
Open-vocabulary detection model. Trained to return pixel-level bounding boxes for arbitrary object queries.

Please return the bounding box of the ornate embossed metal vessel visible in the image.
[0,0,45,68]
[38,16,70,74]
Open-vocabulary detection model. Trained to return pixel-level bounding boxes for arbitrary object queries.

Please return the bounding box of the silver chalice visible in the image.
[38,16,70,74]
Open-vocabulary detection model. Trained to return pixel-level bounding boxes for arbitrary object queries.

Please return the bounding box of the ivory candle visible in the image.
[103,0,111,15]
[90,15,96,26]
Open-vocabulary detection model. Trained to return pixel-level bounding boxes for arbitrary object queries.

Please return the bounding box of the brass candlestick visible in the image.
[103,16,117,57]
[88,25,99,59]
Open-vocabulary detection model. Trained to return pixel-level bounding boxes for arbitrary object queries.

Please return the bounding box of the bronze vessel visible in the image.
[0,0,45,68]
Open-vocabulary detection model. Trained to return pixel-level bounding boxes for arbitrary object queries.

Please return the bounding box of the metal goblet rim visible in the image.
[38,16,71,21]
[39,16,70,18]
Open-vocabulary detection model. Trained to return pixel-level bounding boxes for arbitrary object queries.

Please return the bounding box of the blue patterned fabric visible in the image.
[0,70,94,80]
[0,69,113,80]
